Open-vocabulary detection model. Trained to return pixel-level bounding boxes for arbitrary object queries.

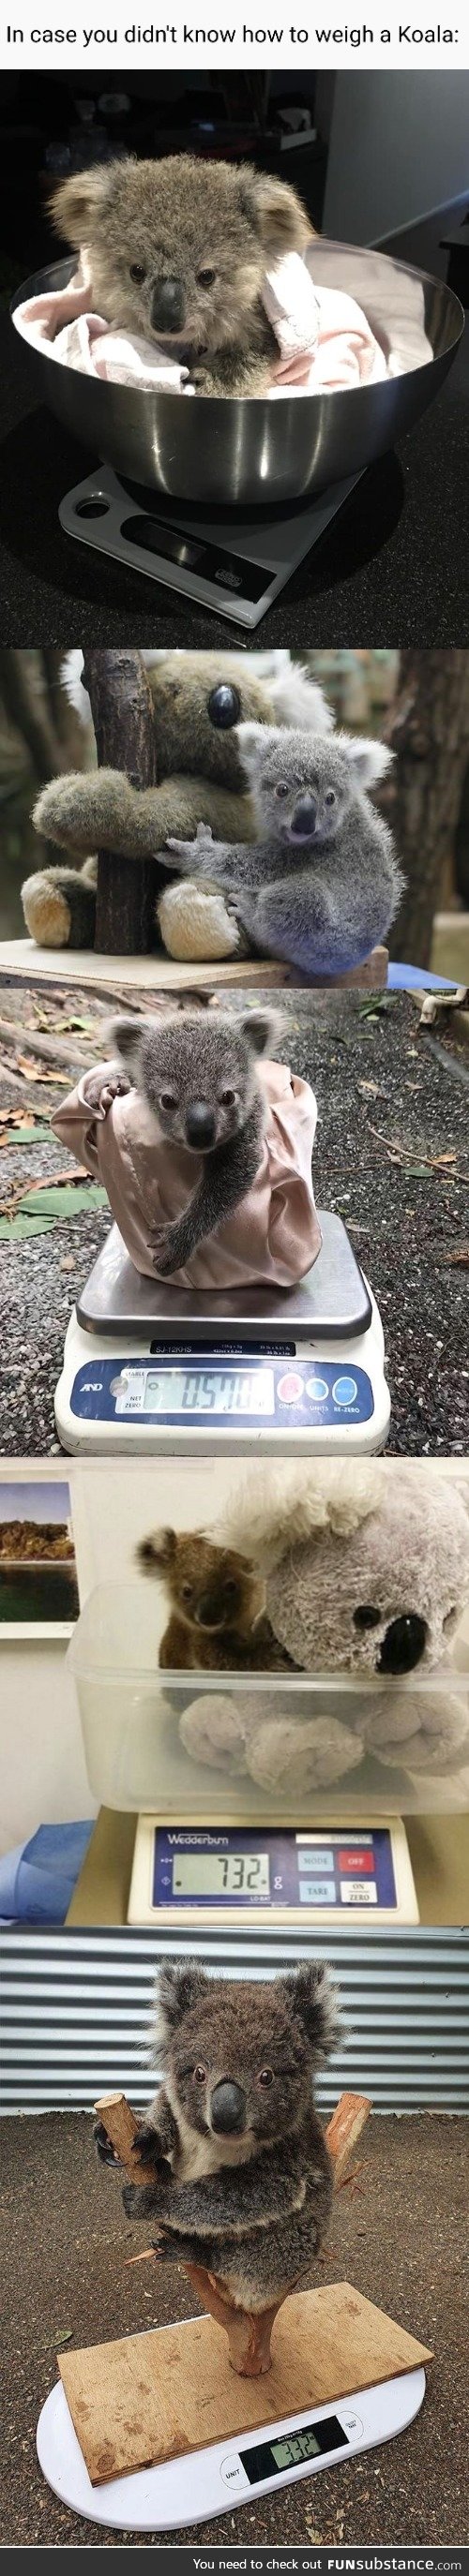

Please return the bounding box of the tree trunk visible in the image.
[83,651,159,956]
[378,650,469,967]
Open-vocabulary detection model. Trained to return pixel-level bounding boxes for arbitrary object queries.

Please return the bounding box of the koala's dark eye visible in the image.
[193,2064,206,2083]
[325,789,337,807]
[258,2067,274,2087]
[224,1578,238,1599]
[197,267,218,289]
[159,1090,177,1112]
[181,1583,193,1602]
[274,782,290,799]
[219,1086,236,1108]
[354,1605,381,1630]
[129,262,147,284]
[208,682,241,730]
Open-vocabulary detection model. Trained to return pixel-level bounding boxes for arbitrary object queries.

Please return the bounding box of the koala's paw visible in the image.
[147,1222,188,1280]
[159,880,243,964]
[85,1065,131,1116]
[33,774,91,849]
[165,834,202,871]
[179,1692,248,1773]
[22,869,73,949]
[93,2118,121,2167]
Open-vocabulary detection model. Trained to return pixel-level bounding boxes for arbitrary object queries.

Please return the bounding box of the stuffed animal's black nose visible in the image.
[185,1102,217,1149]
[210,2080,247,2135]
[378,1614,427,1675]
[151,277,186,332]
[290,798,317,836]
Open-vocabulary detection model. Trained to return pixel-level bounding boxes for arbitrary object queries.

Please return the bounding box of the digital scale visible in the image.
[128,1817,419,1926]
[55,1213,390,1454]
[38,2365,427,2531]
[59,464,364,631]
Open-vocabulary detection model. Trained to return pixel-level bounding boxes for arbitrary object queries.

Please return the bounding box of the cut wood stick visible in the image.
[325,2092,371,2186]
[94,2090,156,2186]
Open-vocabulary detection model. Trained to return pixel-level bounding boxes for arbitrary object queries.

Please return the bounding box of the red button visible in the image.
[277,1372,303,1405]
[338,1849,375,1874]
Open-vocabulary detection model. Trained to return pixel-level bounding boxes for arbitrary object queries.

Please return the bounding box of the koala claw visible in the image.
[86,1066,130,1115]
[147,1224,186,1279]
[93,2118,121,2167]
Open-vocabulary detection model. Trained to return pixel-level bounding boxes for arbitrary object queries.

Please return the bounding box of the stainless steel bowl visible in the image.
[11,239,463,509]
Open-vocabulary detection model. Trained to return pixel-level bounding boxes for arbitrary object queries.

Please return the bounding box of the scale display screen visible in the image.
[240,2414,349,2483]
[70,1354,374,1428]
[141,1368,275,1417]
[152,1825,398,1911]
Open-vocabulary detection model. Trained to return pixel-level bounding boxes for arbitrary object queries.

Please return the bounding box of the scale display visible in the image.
[241,2414,349,2483]
[152,1825,398,1911]
[70,1354,374,1430]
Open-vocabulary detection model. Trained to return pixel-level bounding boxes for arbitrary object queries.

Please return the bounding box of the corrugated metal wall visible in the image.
[2,1927,468,2112]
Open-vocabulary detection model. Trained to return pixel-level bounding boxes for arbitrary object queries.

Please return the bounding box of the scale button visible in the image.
[277,1371,304,1405]
[219,2455,247,2488]
[332,1375,358,1407]
[306,1375,328,1403]
[341,2412,364,2437]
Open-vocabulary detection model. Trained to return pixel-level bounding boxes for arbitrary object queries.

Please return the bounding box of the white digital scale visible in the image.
[59,464,364,631]
[38,2364,426,2531]
[129,1816,419,1927]
[55,1213,390,1455]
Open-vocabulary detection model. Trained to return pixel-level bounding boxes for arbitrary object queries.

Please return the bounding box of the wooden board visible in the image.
[0,939,387,994]
[59,2282,432,2486]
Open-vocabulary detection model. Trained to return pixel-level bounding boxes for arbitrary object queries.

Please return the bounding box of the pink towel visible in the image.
[51,1057,322,1290]
[14,249,387,398]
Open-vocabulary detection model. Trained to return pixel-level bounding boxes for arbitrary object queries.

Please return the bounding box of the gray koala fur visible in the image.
[95,1959,342,2311]
[109,1005,279,1276]
[167,723,403,978]
[50,155,311,396]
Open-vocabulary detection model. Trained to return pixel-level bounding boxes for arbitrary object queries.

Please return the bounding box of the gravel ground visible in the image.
[1,2109,466,2547]
[0,981,468,1456]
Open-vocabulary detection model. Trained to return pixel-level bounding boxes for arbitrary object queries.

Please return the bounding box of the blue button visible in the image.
[306,1375,329,1404]
[332,1375,358,1407]
[299,1880,336,1904]
[297,1849,334,1874]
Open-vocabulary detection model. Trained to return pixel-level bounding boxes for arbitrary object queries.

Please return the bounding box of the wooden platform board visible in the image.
[58,2282,432,2487]
[0,939,387,995]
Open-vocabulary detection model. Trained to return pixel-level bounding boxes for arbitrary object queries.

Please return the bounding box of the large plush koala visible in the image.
[178,1462,469,1794]
[95,1958,341,2312]
[50,154,311,396]
[167,724,403,979]
[23,649,331,958]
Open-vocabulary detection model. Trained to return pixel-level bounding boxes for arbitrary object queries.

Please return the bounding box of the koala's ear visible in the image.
[276,1963,345,2064]
[106,1014,144,1076]
[341,736,395,792]
[236,720,278,776]
[241,171,310,256]
[49,163,121,247]
[137,1527,176,1573]
[152,1961,211,2059]
[238,1008,280,1059]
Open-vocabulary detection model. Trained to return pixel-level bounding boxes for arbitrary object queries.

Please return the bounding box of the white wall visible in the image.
[322,71,469,244]
[2,1638,96,1856]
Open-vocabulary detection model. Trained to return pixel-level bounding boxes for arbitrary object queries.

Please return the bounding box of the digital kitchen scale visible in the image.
[59,464,364,631]
[38,2366,427,2531]
[128,1817,419,1927]
[55,1213,390,1454]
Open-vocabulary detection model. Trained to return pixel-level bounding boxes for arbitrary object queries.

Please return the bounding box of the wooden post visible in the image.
[95,2088,371,2381]
[82,651,159,957]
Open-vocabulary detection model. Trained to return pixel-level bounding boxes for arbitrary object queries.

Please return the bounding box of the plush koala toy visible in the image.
[49,155,311,396]
[23,649,331,961]
[95,1958,341,2312]
[166,724,402,979]
[178,1462,469,1795]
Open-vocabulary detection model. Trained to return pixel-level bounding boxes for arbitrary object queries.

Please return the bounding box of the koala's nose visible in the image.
[291,797,317,837]
[378,1614,427,1675]
[194,1592,224,1629]
[185,1102,217,1149]
[210,2080,247,2135]
[151,277,186,332]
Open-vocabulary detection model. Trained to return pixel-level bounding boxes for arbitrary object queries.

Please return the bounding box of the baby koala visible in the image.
[50,155,311,396]
[166,725,403,979]
[95,1958,342,2313]
[137,1525,290,1672]
[106,1005,279,1277]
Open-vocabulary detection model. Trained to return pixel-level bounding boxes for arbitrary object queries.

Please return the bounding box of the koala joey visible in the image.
[109,1005,279,1277]
[137,1525,292,1672]
[95,1958,342,2312]
[50,155,311,396]
[166,726,403,980]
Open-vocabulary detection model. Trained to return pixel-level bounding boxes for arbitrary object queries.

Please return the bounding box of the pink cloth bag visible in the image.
[52,1057,322,1290]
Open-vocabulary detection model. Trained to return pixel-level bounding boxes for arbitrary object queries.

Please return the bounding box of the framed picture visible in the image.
[0,1479,79,1638]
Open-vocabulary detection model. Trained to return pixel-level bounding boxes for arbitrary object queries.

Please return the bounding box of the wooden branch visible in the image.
[96,2088,372,2381]
[83,652,159,958]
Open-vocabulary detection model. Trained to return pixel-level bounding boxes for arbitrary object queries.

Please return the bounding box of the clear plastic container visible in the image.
[68,1584,469,1817]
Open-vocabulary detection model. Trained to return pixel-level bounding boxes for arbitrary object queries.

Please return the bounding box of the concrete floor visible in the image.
[1,2110,467,2548]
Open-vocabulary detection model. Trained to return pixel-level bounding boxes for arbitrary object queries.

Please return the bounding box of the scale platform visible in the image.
[38,2364,426,2532]
[59,463,364,631]
[55,1212,390,1453]
[128,1817,419,1928]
